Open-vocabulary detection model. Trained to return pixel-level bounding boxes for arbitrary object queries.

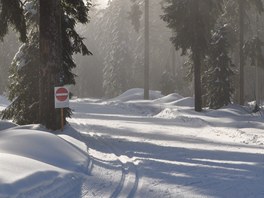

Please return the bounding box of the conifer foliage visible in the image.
[1,0,39,124]
[1,0,91,129]
[0,0,26,42]
[128,0,142,33]
[102,0,133,98]
[161,0,224,112]
[204,25,235,109]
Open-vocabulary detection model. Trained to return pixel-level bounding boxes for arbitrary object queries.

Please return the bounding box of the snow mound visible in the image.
[155,108,207,127]
[154,108,180,119]
[0,129,89,172]
[112,88,163,102]
[0,129,88,198]
[153,93,183,103]
[0,121,17,131]
[10,124,46,131]
[206,104,249,117]
[169,97,194,107]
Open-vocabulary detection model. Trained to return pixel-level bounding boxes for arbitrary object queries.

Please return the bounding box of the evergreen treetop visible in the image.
[0,0,27,42]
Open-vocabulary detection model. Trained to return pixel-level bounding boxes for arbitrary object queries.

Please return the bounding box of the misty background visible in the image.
[1,0,264,103]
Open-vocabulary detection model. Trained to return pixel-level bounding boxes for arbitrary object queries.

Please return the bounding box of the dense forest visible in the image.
[1,0,264,129]
[73,0,189,98]
[70,0,264,109]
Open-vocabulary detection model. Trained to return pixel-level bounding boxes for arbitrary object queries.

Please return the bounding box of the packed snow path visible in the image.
[68,96,264,198]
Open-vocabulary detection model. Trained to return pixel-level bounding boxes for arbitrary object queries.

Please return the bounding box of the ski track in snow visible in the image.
[2,92,264,197]
[79,133,139,198]
[67,98,264,198]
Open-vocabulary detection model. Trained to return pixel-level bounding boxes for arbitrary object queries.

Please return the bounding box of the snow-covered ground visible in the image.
[1,88,264,197]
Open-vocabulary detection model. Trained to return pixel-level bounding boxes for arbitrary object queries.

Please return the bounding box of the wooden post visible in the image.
[61,108,64,131]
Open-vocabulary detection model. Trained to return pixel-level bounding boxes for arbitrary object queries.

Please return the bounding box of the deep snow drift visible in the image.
[1,88,264,198]
[0,127,89,198]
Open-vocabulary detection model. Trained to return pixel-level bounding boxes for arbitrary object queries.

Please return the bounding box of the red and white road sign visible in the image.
[56,87,68,101]
[54,86,69,108]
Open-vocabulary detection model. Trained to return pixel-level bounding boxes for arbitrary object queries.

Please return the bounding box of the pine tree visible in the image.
[102,0,133,98]
[161,0,224,112]
[1,0,39,124]
[244,36,264,108]
[77,0,174,97]
[0,0,26,94]
[238,0,263,105]
[39,0,91,130]
[0,32,19,94]
[1,0,91,129]
[0,0,26,42]
[222,0,263,105]
[204,25,235,109]
[128,0,142,33]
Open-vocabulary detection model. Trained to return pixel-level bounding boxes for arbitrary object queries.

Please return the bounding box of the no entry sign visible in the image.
[54,86,69,108]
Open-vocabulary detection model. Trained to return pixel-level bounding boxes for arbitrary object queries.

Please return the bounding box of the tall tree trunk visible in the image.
[239,0,245,105]
[193,1,202,112]
[193,50,202,112]
[39,0,62,130]
[255,14,260,106]
[144,0,149,99]
[172,46,176,78]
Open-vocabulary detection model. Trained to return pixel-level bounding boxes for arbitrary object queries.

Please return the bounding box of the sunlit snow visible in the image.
[0,89,264,197]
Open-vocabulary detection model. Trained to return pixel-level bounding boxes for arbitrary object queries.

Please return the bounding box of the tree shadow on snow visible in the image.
[66,124,264,198]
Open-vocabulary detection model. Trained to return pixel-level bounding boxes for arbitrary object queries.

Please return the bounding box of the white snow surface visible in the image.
[111,88,163,102]
[1,89,264,197]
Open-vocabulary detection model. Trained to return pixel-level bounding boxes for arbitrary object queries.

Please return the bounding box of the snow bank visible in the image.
[0,129,89,198]
[112,88,163,102]
[0,120,17,131]
[206,104,250,117]
[169,97,194,107]
[155,108,207,127]
[0,129,88,172]
[153,93,183,103]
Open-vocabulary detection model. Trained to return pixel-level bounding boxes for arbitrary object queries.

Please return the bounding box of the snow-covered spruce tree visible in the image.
[102,0,133,98]
[204,25,235,109]
[161,0,224,112]
[244,37,264,70]
[0,0,26,42]
[220,0,263,105]
[244,36,264,108]
[1,0,91,126]
[39,0,92,130]
[0,0,26,94]
[128,0,142,33]
[1,0,39,124]
[0,32,20,94]
[237,0,263,105]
